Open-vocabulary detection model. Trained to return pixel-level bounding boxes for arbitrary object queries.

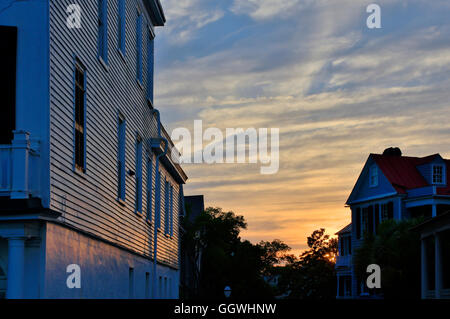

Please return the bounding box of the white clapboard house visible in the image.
[0,0,187,299]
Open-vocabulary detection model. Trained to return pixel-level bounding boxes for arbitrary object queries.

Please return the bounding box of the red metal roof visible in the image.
[371,153,450,194]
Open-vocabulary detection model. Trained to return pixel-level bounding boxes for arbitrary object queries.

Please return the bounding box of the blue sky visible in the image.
[154,0,450,254]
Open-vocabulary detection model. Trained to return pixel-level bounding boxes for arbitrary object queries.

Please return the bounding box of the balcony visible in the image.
[0,131,40,199]
[335,255,352,268]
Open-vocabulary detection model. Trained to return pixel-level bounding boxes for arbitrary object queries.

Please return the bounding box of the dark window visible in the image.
[368,205,374,235]
[146,158,153,221]
[156,171,162,229]
[147,35,154,102]
[98,0,108,63]
[387,201,394,219]
[135,137,143,213]
[362,207,369,236]
[165,179,170,235]
[118,0,126,55]
[118,115,126,201]
[145,272,150,299]
[128,267,134,299]
[136,12,143,83]
[74,62,86,171]
[374,204,380,234]
[0,26,17,144]
[340,238,346,256]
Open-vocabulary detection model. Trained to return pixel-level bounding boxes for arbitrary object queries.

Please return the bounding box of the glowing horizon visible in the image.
[156,0,450,256]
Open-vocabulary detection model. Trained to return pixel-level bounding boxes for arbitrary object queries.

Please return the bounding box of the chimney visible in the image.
[383,147,402,156]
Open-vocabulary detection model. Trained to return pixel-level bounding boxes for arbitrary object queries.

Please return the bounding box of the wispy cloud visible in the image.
[157,0,450,255]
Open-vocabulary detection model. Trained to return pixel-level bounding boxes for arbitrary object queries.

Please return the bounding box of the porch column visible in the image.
[421,238,428,299]
[432,204,437,218]
[10,131,30,199]
[6,237,26,299]
[435,233,442,299]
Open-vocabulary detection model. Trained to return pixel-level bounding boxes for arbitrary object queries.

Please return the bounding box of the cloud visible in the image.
[156,0,450,255]
[160,0,225,44]
[230,0,307,21]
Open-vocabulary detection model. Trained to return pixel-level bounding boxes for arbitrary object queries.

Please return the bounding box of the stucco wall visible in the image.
[43,222,178,299]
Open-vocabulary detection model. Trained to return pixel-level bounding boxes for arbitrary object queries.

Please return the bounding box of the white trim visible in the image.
[348,192,398,205]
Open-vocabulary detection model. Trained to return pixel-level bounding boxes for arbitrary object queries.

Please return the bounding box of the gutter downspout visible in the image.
[152,109,168,299]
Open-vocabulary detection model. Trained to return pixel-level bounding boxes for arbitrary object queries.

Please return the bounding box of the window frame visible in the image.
[432,164,444,185]
[135,135,143,214]
[117,114,126,202]
[98,0,109,65]
[147,33,154,104]
[136,10,143,85]
[146,157,153,223]
[74,59,87,173]
[118,0,126,56]
[164,179,170,235]
[369,165,378,188]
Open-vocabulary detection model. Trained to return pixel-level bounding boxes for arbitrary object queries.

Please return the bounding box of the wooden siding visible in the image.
[49,0,180,268]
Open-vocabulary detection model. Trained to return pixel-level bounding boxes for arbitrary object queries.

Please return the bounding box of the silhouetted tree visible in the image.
[279,229,338,299]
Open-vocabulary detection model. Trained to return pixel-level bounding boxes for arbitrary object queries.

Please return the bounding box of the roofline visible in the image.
[144,0,166,27]
[335,223,352,235]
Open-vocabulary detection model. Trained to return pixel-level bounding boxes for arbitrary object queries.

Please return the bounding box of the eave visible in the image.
[143,0,166,26]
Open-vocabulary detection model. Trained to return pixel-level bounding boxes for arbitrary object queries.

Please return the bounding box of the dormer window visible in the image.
[370,165,378,187]
[433,165,444,184]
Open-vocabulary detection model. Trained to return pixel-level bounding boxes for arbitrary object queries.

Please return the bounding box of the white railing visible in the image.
[0,131,40,198]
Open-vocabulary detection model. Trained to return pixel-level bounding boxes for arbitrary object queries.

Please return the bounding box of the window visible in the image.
[74,61,86,172]
[369,165,378,187]
[147,35,154,103]
[118,0,126,55]
[136,12,143,84]
[361,207,369,236]
[118,115,126,201]
[145,272,150,299]
[146,158,153,222]
[381,202,394,221]
[340,236,351,256]
[0,26,17,144]
[164,180,170,235]
[170,185,174,236]
[433,165,444,184]
[156,171,162,229]
[98,0,108,63]
[158,276,162,299]
[128,267,134,299]
[164,277,168,299]
[135,137,143,213]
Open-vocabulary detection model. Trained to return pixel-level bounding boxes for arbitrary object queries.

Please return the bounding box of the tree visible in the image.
[279,229,338,299]
[353,218,422,299]
[193,207,276,299]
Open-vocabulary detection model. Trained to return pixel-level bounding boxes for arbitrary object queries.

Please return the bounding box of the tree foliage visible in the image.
[182,206,338,300]
[278,229,338,299]
[353,218,422,299]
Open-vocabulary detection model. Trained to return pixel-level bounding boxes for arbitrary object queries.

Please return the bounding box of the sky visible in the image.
[154,0,450,255]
